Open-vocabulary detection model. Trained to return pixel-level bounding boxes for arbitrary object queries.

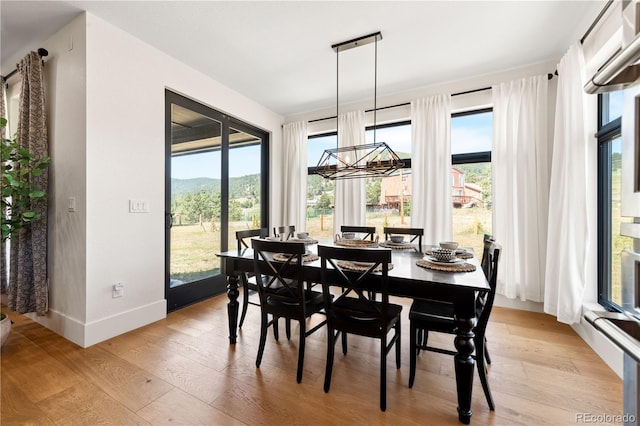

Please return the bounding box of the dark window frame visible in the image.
[307,109,493,174]
[597,93,623,313]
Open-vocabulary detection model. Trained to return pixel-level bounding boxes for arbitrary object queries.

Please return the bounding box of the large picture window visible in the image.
[451,109,493,256]
[307,110,492,253]
[598,92,632,311]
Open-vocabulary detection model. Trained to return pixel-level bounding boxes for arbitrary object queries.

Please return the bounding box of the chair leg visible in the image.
[256,312,269,368]
[380,335,387,411]
[395,319,401,369]
[286,319,291,340]
[239,285,250,328]
[409,321,417,388]
[341,330,348,355]
[296,320,306,383]
[484,336,492,365]
[475,334,495,410]
[273,316,279,341]
[324,328,336,393]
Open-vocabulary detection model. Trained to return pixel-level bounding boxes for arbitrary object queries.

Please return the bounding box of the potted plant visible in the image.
[1,117,51,242]
[0,116,51,347]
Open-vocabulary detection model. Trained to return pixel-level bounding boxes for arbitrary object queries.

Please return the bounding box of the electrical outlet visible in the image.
[112,282,124,298]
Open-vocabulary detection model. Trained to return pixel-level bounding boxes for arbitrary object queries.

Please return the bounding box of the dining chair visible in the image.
[251,238,327,383]
[479,233,495,364]
[273,225,296,240]
[340,225,376,240]
[408,241,501,411]
[318,245,402,411]
[383,227,424,252]
[236,228,268,328]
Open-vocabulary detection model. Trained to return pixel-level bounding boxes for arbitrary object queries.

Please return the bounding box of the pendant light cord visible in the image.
[373,36,377,145]
[336,44,339,146]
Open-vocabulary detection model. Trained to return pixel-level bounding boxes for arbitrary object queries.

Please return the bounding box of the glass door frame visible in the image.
[165,90,269,312]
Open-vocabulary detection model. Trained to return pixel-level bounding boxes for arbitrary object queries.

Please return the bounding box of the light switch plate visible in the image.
[129,199,149,213]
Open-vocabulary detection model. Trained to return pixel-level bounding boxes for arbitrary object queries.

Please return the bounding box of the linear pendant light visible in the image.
[316,31,405,180]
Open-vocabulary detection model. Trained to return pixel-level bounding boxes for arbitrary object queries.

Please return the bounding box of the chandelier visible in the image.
[316,32,405,180]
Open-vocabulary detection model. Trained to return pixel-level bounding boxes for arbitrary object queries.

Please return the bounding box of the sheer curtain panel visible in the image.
[492,75,549,302]
[8,51,49,315]
[544,44,594,324]
[333,111,366,236]
[281,121,308,232]
[410,95,452,244]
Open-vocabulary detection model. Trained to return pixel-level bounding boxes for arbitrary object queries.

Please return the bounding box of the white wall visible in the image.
[21,14,89,345]
[27,13,283,347]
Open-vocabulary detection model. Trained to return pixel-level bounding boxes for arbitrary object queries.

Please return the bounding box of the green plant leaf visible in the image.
[29,190,46,198]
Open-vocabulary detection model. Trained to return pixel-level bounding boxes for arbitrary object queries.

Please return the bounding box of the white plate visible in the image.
[425,256,465,264]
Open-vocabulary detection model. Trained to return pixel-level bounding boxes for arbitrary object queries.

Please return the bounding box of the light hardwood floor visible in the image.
[1,294,623,425]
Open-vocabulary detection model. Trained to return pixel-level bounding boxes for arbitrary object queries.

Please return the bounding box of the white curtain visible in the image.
[410,95,452,244]
[281,121,308,232]
[544,44,593,324]
[333,111,366,236]
[492,75,549,302]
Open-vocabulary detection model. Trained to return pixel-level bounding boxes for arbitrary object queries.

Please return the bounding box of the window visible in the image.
[598,92,633,311]
[306,111,493,254]
[451,109,493,256]
[307,122,412,238]
[307,134,337,239]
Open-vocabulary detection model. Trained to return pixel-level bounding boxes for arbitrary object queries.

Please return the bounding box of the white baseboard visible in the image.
[494,294,544,313]
[28,299,167,348]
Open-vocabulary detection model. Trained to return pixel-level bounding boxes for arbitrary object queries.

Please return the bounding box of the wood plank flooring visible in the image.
[1,294,623,425]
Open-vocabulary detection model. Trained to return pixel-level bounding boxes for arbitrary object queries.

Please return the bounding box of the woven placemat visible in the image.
[273,253,319,263]
[287,238,319,245]
[416,259,476,272]
[335,239,379,248]
[425,249,473,259]
[337,260,394,272]
[380,240,417,250]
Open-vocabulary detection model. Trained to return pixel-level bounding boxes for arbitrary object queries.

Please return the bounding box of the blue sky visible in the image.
[172,112,493,179]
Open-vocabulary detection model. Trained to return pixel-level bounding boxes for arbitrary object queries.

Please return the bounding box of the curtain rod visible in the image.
[308,72,556,124]
[580,0,614,45]
[2,48,49,81]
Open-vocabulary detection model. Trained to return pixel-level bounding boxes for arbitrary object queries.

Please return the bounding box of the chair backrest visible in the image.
[252,238,307,308]
[318,245,392,323]
[480,234,494,279]
[236,228,268,251]
[340,225,376,241]
[383,227,424,252]
[476,241,501,333]
[273,225,296,240]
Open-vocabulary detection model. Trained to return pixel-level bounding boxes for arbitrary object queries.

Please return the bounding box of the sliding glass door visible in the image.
[165,91,269,312]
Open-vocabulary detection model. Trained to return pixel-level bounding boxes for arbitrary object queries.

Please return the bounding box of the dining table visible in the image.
[216,240,490,424]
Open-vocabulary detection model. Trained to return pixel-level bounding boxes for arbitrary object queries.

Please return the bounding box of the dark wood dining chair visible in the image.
[318,245,402,411]
[383,226,424,252]
[236,228,268,328]
[340,225,376,240]
[408,241,501,411]
[479,233,495,364]
[273,225,296,240]
[252,239,327,383]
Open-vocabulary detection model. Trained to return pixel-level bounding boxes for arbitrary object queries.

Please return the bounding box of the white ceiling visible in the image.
[1,1,604,117]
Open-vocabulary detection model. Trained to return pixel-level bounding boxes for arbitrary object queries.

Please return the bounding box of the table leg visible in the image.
[227,274,239,344]
[454,314,476,424]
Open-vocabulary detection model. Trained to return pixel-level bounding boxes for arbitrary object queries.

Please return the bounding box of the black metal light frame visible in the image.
[316,31,405,180]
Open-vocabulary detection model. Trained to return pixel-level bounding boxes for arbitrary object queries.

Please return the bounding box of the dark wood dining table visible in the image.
[217,242,490,424]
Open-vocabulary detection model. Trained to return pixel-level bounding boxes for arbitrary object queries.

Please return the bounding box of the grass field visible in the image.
[170,207,492,283]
